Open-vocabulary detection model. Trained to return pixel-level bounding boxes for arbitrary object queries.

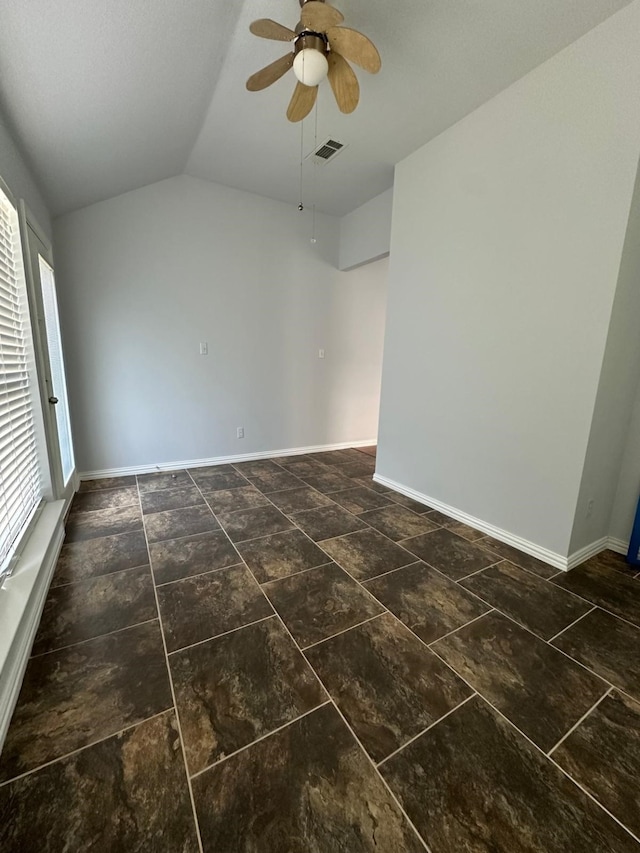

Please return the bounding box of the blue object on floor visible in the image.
[627,494,640,566]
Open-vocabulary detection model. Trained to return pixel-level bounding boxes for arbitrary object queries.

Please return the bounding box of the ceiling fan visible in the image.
[246,0,381,122]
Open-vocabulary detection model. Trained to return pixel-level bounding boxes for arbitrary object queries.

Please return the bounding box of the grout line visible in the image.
[454,560,506,582]
[547,687,612,756]
[427,609,494,647]
[166,615,276,656]
[332,558,421,585]
[48,560,151,590]
[0,708,173,790]
[546,584,640,634]
[301,613,386,650]
[138,479,205,853]
[257,560,337,587]
[189,700,333,780]
[29,616,159,660]
[377,693,477,767]
[153,561,245,588]
[546,606,597,644]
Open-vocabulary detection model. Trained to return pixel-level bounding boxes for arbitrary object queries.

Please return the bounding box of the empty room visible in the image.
[1,0,640,850]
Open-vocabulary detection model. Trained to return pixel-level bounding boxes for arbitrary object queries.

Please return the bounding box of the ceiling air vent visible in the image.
[306,138,348,165]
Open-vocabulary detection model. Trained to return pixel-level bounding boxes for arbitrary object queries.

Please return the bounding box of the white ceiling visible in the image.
[0,0,632,217]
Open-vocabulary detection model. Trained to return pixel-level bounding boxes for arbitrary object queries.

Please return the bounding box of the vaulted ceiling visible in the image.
[0,0,632,217]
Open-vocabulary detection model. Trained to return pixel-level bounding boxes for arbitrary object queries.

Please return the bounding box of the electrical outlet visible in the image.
[586,499,595,518]
[237,427,244,439]
[318,349,325,359]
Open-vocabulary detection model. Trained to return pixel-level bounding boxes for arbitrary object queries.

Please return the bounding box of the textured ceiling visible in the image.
[0,0,633,217]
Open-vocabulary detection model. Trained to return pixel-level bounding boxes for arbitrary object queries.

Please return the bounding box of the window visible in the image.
[0,185,41,580]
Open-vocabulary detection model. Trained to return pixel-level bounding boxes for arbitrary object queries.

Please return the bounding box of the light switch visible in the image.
[318,349,325,359]
[200,342,208,355]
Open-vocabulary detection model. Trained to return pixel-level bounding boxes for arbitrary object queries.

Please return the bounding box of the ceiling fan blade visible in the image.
[249,19,296,41]
[300,1,344,31]
[327,53,359,114]
[246,53,294,91]
[327,27,381,73]
[287,82,318,122]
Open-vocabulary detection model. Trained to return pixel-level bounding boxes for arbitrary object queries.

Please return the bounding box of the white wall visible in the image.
[569,161,640,553]
[54,175,387,474]
[339,188,393,272]
[610,379,640,545]
[376,2,640,557]
[0,107,51,236]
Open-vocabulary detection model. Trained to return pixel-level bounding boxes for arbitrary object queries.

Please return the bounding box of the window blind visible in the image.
[0,187,41,578]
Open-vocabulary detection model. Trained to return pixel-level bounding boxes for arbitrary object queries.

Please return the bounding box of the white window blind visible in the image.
[0,187,41,578]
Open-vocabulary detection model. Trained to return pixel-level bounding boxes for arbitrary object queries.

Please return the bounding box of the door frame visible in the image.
[18,201,78,502]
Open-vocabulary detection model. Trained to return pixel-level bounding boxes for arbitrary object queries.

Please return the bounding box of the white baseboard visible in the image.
[607,537,629,556]
[374,474,631,573]
[0,500,66,751]
[79,439,377,480]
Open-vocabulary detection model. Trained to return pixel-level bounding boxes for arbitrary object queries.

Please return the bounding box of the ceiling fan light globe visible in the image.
[293,48,328,86]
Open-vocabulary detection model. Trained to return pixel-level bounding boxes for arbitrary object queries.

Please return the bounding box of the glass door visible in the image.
[21,215,76,500]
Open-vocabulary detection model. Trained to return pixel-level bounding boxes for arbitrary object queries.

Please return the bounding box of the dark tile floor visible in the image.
[1,446,640,852]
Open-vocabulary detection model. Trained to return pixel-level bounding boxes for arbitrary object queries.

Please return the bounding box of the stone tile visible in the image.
[423,509,456,525]
[237,529,330,583]
[51,530,149,587]
[144,504,220,544]
[298,469,356,494]
[401,528,498,580]
[0,622,172,783]
[585,549,636,575]
[460,561,592,640]
[170,617,325,774]
[79,475,137,492]
[263,562,384,648]
[149,531,241,585]
[247,470,305,493]
[390,492,433,514]
[217,505,295,543]
[232,459,282,477]
[319,528,416,581]
[271,457,327,478]
[479,536,558,579]
[433,611,608,751]
[380,695,638,853]
[0,711,199,853]
[357,445,377,457]
[267,485,334,514]
[192,703,425,853]
[329,486,394,514]
[306,449,360,465]
[140,484,205,515]
[553,690,640,838]
[189,467,248,492]
[306,613,471,762]
[552,561,640,627]
[364,561,490,644]
[137,470,191,493]
[360,505,438,541]
[340,461,377,479]
[72,486,139,514]
[292,503,367,542]
[32,566,156,656]
[203,485,270,514]
[64,505,143,543]
[353,476,393,495]
[442,519,486,542]
[157,565,272,652]
[552,608,640,700]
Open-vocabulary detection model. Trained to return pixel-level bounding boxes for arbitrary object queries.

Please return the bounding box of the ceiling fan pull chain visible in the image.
[298,115,304,212]
[311,99,318,244]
